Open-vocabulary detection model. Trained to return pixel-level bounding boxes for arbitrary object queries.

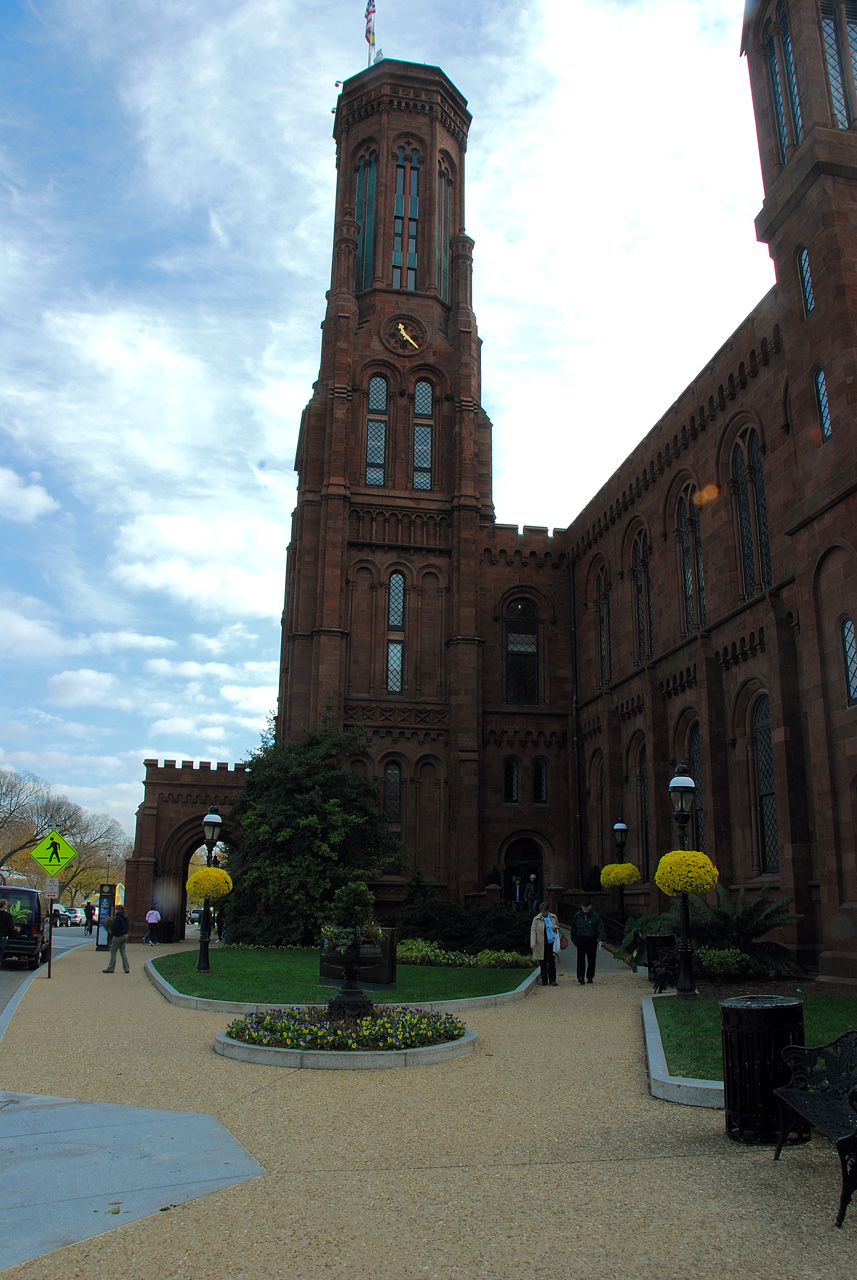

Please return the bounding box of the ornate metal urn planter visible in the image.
[323,932,383,1018]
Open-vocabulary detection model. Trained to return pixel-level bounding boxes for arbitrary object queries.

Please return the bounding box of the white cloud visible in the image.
[48,668,133,710]
[0,467,60,521]
[220,683,278,717]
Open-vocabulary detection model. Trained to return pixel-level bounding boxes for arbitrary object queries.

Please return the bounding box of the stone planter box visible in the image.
[214,1026,477,1070]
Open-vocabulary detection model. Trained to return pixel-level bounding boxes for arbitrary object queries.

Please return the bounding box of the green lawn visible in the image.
[654,991,857,1080]
[152,947,534,1004]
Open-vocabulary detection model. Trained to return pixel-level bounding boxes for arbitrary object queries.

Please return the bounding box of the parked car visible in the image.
[1,887,50,969]
[189,907,203,925]
[65,906,86,926]
[51,905,71,926]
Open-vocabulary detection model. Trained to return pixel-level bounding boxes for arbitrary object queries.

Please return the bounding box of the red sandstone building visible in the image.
[128,1,857,983]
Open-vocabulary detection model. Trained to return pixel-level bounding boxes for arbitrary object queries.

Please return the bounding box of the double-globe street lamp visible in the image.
[668,762,698,999]
[196,805,222,974]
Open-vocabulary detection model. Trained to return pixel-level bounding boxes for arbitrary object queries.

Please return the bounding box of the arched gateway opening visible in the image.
[504,837,544,910]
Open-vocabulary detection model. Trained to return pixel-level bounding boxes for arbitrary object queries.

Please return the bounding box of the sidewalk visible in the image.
[0,941,849,1279]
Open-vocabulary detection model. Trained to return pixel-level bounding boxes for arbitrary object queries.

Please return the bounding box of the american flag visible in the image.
[365,1,376,47]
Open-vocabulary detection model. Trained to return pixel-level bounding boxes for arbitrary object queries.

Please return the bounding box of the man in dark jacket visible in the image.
[0,899,16,967]
[570,900,606,985]
[102,904,130,973]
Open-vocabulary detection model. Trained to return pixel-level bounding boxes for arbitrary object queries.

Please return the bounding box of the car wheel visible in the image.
[28,956,39,969]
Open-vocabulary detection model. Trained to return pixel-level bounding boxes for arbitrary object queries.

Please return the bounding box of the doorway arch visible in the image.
[504,837,544,909]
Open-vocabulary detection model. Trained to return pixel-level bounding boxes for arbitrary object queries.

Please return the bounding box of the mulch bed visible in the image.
[692,976,846,1001]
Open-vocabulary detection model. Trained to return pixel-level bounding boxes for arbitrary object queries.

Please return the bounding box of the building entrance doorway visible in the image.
[504,838,543,912]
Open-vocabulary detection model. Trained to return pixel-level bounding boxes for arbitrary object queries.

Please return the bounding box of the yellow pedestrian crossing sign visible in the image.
[30,829,78,872]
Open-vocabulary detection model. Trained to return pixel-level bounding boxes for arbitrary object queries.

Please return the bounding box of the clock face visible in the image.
[381,315,427,355]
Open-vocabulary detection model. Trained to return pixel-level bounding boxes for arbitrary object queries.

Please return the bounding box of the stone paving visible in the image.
[0,940,851,1279]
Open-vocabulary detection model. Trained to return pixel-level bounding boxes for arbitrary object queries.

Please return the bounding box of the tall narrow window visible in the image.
[392,147,419,290]
[766,20,789,164]
[797,247,815,314]
[436,162,452,301]
[754,696,779,873]
[596,569,612,686]
[413,379,433,490]
[533,758,548,805]
[749,431,773,589]
[843,617,857,705]
[632,531,654,663]
[815,368,832,441]
[734,440,756,597]
[690,723,705,853]
[354,151,377,291]
[366,375,388,485]
[383,762,402,821]
[822,1,852,128]
[386,572,405,694]
[506,600,539,704]
[777,3,803,146]
[503,758,519,803]
[677,488,706,632]
[638,746,650,883]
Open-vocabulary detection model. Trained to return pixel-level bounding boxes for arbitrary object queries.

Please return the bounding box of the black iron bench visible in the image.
[773,1029,857,1227]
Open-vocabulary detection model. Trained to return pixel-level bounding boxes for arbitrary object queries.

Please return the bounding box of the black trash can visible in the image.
[720,995,807,1144]
[645,933,676,982]
[159,919,175,944]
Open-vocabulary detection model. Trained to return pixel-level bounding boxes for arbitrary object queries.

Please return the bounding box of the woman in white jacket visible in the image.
[530,901,560,986]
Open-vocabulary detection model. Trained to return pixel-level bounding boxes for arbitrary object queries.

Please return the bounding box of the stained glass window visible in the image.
[506,600,539,704]
[798,247,815,314]
[815,368,832,441]
[843,617,857,705]
[754,696,779,873]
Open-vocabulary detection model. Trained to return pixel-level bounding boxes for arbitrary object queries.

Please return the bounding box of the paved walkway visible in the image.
[0,941,850,1279]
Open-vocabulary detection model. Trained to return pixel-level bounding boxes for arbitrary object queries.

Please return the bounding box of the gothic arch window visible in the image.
[815,368,832,441]
[689,722,705,853]
[777,3,803,146]
[392,146,420,290]
[533,758,548,805]
[677,486,706,632]
[354,150,377,291]
[503,758,519,803]
[636,744,651,882]
[797,247,815,315]
[765,19,790,163]
[386,572,405,693]
[733,427,773,598]
[821,2,857,129]
[595,568,612,686]
[413,379,433,490]
[754,695,779,873]
[632,530,654,663]
[436,161,452,301]
[844,617,857,706]
[366,375,388,486]
[383,761,402,822]
[505,599,539,705]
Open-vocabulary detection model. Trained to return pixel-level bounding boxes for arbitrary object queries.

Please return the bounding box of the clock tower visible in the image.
[277,59,495,899]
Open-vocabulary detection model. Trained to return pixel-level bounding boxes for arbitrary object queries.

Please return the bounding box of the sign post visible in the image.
[29,830,78,979]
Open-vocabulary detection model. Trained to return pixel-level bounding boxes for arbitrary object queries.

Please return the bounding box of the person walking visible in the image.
[523,873,539,914]
[102,904,130,973]
[570,900,606,985]
[144,906,161,945]
[83,901,95,935]
[0,899,16,967]
[530,901,560,986]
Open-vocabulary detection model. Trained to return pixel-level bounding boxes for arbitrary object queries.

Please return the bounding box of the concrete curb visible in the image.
[0,938,92,1046]
[214,1025,478,1070]
[642,993,724,1108]
[144,957,539,1014]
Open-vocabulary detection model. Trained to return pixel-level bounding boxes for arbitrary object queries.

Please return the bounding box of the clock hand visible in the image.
[397,322,419,349]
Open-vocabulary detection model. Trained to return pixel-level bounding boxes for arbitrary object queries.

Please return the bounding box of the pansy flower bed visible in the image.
[225,1006,467,1052]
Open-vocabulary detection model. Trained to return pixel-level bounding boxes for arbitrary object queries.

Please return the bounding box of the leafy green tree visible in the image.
[225,726,404,946]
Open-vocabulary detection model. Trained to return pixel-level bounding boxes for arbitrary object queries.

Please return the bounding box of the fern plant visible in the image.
[658,884,804,976]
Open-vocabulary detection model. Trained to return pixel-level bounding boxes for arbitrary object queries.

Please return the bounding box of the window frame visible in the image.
[843,616,857,706]
[505,599,540,706]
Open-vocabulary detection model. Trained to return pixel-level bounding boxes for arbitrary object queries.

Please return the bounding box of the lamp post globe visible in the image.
[668,762,697,1000]
[612,819,629,925]
[196,805,223,974]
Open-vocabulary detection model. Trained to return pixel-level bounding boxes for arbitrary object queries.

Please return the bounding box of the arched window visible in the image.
[386,572,405,694]
[677,487,706,632]
[413,379,433,490]
[754,696,779,873]
[383,762,402,822]
[797,247,815,315]
[843,617,857,705]
[820,1,857,129]
[733,428,773,598]
[437,161,452,301]
[815,368,832,441]
[533,758,548,804]
[632,530,654,663]
[392,146,420,290]
[595,569,612,686]
[366,375,388,485]
[765,20,790,164]
[354,150,377,291]
[777,3,803,146]
[505,600,539,704]
[690,723,705,853]
[503,758,519,803]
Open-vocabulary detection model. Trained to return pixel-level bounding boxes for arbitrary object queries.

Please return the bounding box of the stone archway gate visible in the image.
[125,759,248,942]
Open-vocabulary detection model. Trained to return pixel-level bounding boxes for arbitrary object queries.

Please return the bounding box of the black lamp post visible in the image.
[196,805,222,974]
[612,820,628,924]
[668,762,697,999]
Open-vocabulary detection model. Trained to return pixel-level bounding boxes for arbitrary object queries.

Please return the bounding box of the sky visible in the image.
[0,0,775,838]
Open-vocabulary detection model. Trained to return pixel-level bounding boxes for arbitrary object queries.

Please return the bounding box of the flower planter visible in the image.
[322,941,383,1018]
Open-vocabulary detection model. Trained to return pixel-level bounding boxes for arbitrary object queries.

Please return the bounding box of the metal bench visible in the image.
[773,1029,857,1227]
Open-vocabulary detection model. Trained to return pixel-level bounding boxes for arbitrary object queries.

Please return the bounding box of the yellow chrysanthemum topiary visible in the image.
[600,862,642,888]
[654,850,718,898]
[186,867,233,902]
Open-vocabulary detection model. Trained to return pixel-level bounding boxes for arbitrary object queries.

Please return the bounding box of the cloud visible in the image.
[48,668,134,710]
[0,467,60,522]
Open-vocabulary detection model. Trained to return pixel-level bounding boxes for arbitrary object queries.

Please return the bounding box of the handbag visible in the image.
[559,933,569,950]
